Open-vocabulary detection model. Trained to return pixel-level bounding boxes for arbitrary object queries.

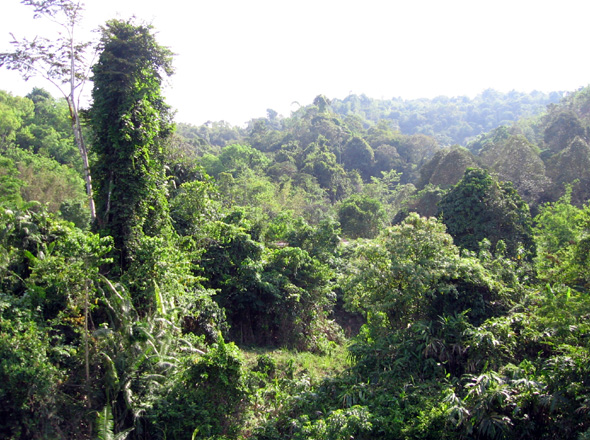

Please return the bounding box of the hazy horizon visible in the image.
[2,0,589,126]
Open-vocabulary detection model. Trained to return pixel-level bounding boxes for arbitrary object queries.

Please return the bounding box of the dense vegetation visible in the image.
[1,5,590,440]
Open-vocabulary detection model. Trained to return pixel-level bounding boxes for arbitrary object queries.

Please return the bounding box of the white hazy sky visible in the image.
[1,0,589,126]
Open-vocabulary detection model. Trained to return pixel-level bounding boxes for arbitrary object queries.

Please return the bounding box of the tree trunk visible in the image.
[69,29,96,221]
[72,109,96,220]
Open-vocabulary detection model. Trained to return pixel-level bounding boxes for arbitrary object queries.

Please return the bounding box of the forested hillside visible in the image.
[1,6,590,440]
[330,90,563,146]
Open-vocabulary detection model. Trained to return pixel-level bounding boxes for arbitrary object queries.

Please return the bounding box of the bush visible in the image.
[148,337,247,439]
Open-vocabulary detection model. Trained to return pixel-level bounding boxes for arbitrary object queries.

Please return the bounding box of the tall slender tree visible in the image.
[0,0,96,219]
[90,18,174,269]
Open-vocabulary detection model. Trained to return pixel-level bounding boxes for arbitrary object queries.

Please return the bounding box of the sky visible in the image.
[1,0,589,126]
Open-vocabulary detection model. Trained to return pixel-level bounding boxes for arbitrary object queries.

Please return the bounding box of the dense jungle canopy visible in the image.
[1,4,590,440]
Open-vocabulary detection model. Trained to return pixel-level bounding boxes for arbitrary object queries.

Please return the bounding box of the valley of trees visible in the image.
[1,3,590,440]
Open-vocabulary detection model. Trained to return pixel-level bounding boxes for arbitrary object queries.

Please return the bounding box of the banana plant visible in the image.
[94,276,184,436]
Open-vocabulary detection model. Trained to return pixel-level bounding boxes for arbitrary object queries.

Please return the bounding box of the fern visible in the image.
[95,405,114,440]
[95,405,133,440]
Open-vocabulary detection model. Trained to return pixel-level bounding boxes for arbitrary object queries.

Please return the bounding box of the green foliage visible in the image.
[0,315,63,439]
[394,183,444,220]
[252,353,277,377]
[59,199,91,229]
[543,109,586,154]
[0,204,225,438]
[1,0,97,218]
[534,186,587,285]
[290,406,373,440]
[0,88,87,215]
[120,234,197,314]
[216,168,278,212]
[198,217,339,352]
[262,246,340,352]
[343,214,515,330]
[16,88,80,169]
[148,337,246,439]
[342,135,374,180]
[201,143,270,178]
[95,405,133,440]
[479,134,549,204]
[417,146,478,190]
[2,146,87,213]
[338,194,387,239]
[93,277,182,437]
[176,89,548,217]
[0,207,224,439]
[198,143,290,217]
[170,178,221,236]
[545,136,590,206]
[0,155,24,206]
[0,206,112,437]
[0,90,34,146]
[283,215,341,263]
[22,225,111,322]
[178,121,243,150]
[439,168,535,259]
[91,18,174,269]
[459,87,590,210]
[436,283,590,439]
[301,137,352,203]
[467,125,512,156]
[4,29,590,440]
[0,205,110,303]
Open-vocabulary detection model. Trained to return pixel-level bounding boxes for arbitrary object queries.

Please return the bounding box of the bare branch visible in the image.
[3,0,96,219]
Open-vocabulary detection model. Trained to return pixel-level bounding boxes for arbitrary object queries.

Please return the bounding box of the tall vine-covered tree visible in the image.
[90,19,174,269]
